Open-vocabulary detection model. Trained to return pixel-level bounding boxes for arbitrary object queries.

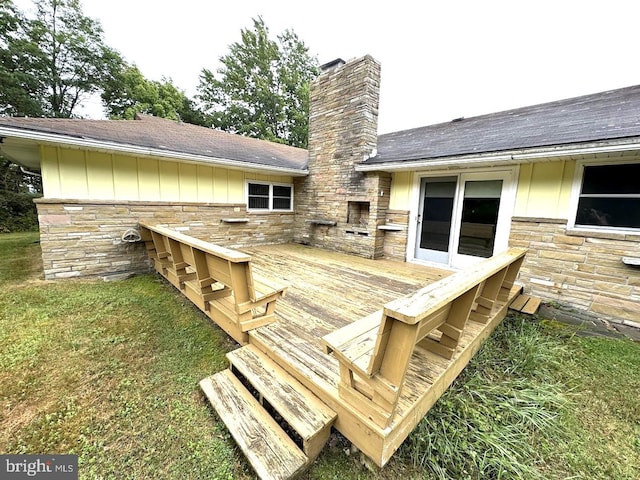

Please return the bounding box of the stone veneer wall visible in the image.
[509,217,640,326]
[381,209,410,260]
[35,199,294,280]
[294,55,391,259]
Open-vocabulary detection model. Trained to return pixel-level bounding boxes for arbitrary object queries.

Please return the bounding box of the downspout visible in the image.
[20,166,42,177]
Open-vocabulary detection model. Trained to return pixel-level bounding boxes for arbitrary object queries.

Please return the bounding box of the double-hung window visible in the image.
[247,182,293,212]
[573,162,640,231]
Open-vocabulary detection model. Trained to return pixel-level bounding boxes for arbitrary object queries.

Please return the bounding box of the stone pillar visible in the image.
[294,55,390,258]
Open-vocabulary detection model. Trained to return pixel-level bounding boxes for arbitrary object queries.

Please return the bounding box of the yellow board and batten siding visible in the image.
[40,145,293,203]
[388,160,576,219]
[388,171,413,211]
[513,160,575,218]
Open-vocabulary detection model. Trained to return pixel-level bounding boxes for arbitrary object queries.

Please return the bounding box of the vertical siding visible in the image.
[113,154,139,200]
[178,163,198,202]
[159,161,180,201]
[228,170,245,203]
[389,171,413,210]
[86,152,114,199]
[39,146,293,204]
[137,157,160,200]
[40,145,62,198]
[557,161,576,215]
[58,149,88,198]
[197,165,214,202]
[514,160,575,218]
[213,167,229,203]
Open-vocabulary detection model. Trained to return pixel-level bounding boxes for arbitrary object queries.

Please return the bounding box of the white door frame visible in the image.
[406,166,519,269]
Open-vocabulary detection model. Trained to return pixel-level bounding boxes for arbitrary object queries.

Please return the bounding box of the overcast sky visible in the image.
[16,0,640,134]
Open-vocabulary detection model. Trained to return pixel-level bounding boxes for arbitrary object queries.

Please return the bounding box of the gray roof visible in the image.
[365,84,640,165]
[0,114,308,172]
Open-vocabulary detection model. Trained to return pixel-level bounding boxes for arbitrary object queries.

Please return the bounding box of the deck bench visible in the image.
[139,223,287,344]
[321,247,527,428]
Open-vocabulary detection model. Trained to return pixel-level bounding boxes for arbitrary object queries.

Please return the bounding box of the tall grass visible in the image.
[400,317,569,480]
[2,233,638,479]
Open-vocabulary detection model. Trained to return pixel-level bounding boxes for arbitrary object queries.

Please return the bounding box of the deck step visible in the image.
[200,371,308,480]
[509,294,542,314]
[228,344,337,460]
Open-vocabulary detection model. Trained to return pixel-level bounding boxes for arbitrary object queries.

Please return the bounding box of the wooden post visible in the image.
[468,267,508,324]
[498,256,524,302]
[419,284,480,359]
[228,262,252,308]
[167,237,189,288]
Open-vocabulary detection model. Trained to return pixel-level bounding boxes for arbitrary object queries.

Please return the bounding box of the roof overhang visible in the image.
[356,138,640,172]
[0,126,309,177]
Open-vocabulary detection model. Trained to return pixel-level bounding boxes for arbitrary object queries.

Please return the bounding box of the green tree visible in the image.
[1,0,124,118]
[0,158,42,232]
[31,0,124,117]
[197,17,319,148]
[101,64,207,125]
[0,0,46,116]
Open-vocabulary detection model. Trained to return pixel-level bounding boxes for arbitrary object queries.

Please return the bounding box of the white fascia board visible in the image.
[0,126,309,177]
[355,139,640,172]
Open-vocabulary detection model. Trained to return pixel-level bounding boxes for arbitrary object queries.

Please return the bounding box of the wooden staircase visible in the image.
[200,344,337,480]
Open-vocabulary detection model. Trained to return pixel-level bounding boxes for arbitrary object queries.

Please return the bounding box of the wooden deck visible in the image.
[133,235,526,478]
[231,244,521,468]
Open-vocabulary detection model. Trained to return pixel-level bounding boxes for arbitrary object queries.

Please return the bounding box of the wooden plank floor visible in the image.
[224,244,524,467]
[188,243,526,470]
[245,244,452,415]
[247,243,449,333]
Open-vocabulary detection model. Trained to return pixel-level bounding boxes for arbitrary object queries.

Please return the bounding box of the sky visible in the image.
[15,0,640,134]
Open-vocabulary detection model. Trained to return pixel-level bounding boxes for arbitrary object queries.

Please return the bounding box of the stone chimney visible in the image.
[294,55,391,258]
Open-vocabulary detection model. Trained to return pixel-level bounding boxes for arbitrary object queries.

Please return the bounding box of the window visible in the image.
[247,182,293,211]
[574,162,640,230]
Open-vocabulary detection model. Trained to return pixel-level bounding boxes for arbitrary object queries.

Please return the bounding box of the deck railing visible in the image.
[139,223,287,344]
[322,248,527,428]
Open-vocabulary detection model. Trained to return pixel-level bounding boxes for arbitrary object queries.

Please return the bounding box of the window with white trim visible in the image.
[247,182,293,211]
[574,162,640,230]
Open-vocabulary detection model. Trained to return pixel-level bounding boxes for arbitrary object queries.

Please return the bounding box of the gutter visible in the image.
[0,126,309,177]
[355,138,640,172]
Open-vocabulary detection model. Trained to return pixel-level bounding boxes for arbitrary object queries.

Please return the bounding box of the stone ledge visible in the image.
[305,219,337,226]
[377,224,404,231]
[511,216,568,224]
[622,256,640,266]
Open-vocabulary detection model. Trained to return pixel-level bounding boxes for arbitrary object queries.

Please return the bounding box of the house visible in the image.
[0,113,307,278]
[0,54,638,326]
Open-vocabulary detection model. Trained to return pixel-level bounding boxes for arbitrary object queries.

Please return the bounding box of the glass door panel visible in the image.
[414,177,457,263]
[457,180,502,257]
[412,171,514,268]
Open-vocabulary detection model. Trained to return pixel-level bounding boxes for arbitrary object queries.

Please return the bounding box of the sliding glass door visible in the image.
[413,171,514,268]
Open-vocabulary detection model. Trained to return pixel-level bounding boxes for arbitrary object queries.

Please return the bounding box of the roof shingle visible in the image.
[366,84,640,165]
[0,114,308,171]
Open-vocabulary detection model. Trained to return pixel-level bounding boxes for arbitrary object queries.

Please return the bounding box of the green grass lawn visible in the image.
[1,232,638,479]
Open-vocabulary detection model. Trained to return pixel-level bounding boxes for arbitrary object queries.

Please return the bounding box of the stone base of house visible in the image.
[33,200,640,328]
[35,199,294,280]
[509,217,640,325]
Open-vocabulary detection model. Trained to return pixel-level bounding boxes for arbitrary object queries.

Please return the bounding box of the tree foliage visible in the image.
[0,0,46,116]
[0,0,123,118]
[0,159,42,232]
[197,17,319,148]
[30,0,124,117]
[101,64,207,126]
